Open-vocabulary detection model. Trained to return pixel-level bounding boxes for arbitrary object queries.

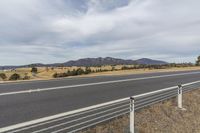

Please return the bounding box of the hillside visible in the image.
[135,58,167,65]
[0,57,168,70]
[61,57,136,67]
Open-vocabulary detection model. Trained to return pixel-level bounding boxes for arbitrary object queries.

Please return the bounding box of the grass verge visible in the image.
[80,88,200,133]
[1,66,200,83]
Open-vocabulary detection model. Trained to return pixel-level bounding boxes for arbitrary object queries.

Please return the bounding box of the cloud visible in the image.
[0,0,199,65]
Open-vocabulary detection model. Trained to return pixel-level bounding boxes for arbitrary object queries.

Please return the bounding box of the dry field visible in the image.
[0,66,200,83]
[80,88,200,133]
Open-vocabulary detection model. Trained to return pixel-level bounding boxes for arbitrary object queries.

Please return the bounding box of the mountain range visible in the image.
[0,57,168,70]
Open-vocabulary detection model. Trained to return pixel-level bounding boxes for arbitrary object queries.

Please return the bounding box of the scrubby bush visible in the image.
[53,73,58,78]
[0,73,7,80]
[31,67,38,74]
[111,66,115,71]
[53,72,69,78]
[23,75,30,80]
[95,69,102,72]
[53,67,92,78]
[76,68,85,75]
[85,67,92,74]
[71,69,78,76]
[122,66,129,70]
[23,73,30,80]
[196,56,200,66]
[9,73,21,80]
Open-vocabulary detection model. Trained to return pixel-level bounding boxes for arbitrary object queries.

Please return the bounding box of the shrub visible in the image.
[85,67,92,74]
[196,56,200,66]
[71,69,78,76]
[9,73,21,80]
[31,67,38,74]
[53,68,91,78]
[23,76,30,80]
[0,73,7,80]
[53,73,58,78]
[122,66,133,70]
[23,73,30,80]
[111,66,115,71]
[76,68,85,75]
[53,72,69,78]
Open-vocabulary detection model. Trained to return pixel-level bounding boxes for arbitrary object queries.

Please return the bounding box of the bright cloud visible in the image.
[0,0,199,65]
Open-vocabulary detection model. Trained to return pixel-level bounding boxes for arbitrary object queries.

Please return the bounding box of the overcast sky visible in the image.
[0,0,200,65]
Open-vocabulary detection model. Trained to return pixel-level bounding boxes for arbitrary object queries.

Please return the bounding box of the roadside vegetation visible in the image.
[0,56,200,82]
[80,88,200,133]
[0,73,7,80]
[0,64,199,82]
[9,73,21,80]
[51,62,197,78]
[31,67,38,76]
[196,56,200,66]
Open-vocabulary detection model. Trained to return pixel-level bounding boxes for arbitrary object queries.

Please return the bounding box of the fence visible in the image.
[1,80,200,133]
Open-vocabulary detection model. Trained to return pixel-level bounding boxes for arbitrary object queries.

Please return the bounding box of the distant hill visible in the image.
[61,57,136,67]
[135,58,167,65]
[0,57,168,70]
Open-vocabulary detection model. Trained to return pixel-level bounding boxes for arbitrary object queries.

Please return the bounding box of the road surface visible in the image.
[0,70,200,129]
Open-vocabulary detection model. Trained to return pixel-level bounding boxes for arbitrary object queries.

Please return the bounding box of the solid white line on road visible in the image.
[0,97,129,132]
[1,79,200,132]
[0,74,108,86]
[0,71,200,96]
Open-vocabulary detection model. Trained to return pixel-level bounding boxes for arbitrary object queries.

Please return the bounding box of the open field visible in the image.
[80,88,200,133]
[1,66,200,83]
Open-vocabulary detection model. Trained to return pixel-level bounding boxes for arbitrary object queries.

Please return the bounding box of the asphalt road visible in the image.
[0,70,200,129]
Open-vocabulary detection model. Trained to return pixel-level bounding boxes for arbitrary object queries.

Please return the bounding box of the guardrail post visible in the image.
[178,85,183,109]
[130,97,135,133]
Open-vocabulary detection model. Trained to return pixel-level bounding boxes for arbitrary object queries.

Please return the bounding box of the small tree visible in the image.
[111,66,115,71]
[9,73,20,80]
[196,56,200,66]
[53,73,58,78]
[23,73,30,80]
[31,67,38,76]
[76,68,85,75]
[85,67,92,74]
[71,69,78,76]
[0,73,7,80]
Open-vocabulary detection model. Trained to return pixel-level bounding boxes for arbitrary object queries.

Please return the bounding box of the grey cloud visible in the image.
[0,0,200,65]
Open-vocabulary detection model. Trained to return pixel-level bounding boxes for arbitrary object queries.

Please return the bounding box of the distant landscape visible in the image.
[1,1,200,132]
[0,57,167,70]
[0,56,199,82]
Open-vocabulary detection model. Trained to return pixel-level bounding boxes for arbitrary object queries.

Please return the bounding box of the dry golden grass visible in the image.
[1,66,200,83]
[80,89,200,133]
[88,66,200,76]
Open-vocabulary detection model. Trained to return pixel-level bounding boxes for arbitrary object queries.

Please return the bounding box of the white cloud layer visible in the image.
[0,0,200,65]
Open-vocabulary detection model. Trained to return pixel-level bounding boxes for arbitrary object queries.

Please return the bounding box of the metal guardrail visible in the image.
[1,80,200,133]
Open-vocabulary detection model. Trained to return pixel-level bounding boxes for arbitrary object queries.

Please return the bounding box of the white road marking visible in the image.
[0,71,200,96]
[0,71,197,86]
[1,78,200,132]
[0,76,94,86]
[0,97,129,132]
